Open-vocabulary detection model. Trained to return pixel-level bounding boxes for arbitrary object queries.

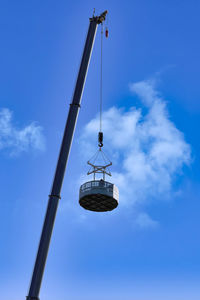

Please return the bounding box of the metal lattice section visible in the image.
[79,194,118,212]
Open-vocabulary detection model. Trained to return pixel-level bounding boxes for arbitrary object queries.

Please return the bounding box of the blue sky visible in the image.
[1,1,200,299]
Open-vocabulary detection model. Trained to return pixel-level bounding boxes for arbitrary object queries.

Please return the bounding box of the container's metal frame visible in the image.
[26,11,107,300]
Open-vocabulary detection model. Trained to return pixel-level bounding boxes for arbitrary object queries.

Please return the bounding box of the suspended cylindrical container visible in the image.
[79,180,119,212]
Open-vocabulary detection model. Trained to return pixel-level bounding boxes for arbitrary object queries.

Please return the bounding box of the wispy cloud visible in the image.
[80,79,191,227]
[135,212,159,229]
[0,108,45,156]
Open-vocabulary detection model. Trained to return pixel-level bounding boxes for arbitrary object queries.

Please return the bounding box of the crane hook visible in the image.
[98,131,103,148]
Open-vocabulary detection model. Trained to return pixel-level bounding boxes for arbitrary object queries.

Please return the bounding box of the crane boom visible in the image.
[26,10,107,300]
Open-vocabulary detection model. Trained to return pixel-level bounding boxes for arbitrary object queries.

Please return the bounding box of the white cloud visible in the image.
[129,79,159,106]
[0,108,45,156]
[135,212,158,229]
[80,79,191,227]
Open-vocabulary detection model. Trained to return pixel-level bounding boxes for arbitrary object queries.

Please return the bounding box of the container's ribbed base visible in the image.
[79,194,118,212]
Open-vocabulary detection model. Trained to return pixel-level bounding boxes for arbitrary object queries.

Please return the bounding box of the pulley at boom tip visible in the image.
[90,10,108,24]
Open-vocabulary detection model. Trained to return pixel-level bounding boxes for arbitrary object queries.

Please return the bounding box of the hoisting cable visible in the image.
[98,22,104,148]
[87,17,113,179]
